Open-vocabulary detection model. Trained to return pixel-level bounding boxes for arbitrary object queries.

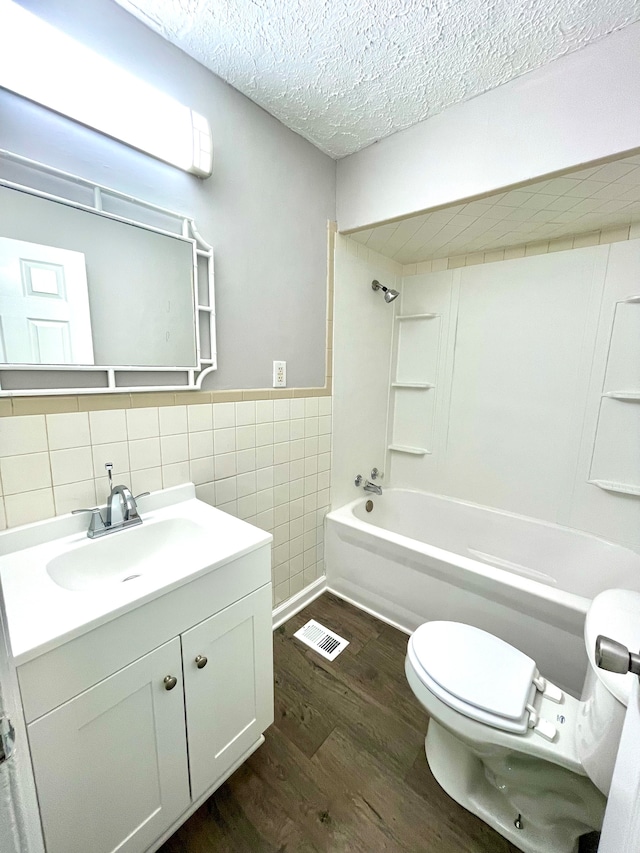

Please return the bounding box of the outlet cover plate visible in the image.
[273,360,286,387]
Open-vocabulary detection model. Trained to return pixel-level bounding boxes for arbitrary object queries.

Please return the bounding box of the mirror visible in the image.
[0,185,197,367]
[0,151,215,396]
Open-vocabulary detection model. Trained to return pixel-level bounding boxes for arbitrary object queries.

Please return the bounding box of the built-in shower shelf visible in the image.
[391,382,434,389]
[623,294,640,303]
[388,444,430,455]
[395,313,438,321]
[603,391,640,401]
[589,479,640,497]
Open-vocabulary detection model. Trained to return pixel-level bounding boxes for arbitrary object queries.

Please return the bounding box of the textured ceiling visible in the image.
[113,0,640,159]
[350,153,640,263]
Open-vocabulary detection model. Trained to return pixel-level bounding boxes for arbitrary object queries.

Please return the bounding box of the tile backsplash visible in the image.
[0,396,332,607]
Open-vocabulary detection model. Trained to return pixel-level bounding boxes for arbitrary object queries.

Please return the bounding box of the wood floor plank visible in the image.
[158,775,278,853]
[272,673,336,758]
[225,762,322,853]
[313,725,520,853]
[359,623,412,689]
[246,723,401,853]
[159,593,526,853]
[379,621,412,653]
[329,634,429,735]
[274,627,421,777]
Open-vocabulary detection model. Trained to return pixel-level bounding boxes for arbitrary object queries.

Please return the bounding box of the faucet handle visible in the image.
[370,468,383,480]
[72,507,106,537]
[128,492,150,518]
[354,475,363,487]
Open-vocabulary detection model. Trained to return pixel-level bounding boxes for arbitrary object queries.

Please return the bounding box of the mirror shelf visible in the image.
[0,149,216,396]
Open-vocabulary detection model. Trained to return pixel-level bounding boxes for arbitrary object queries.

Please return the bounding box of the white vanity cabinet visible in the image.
[182,585,274,801]
[26,638,191,853]
[15,542,274,853]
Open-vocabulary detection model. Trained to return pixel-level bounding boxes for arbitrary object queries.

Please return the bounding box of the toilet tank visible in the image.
[576,589,640,795]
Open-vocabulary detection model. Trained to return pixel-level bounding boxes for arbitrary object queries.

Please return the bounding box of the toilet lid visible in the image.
[409,622,537,729]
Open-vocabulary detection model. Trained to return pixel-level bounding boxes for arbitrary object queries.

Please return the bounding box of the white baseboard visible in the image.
[326,585,412,636]
[271,579,414,635]
[272,576,327,629]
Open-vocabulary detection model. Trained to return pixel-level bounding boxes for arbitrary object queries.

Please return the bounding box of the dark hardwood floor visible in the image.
[159,592,521,853]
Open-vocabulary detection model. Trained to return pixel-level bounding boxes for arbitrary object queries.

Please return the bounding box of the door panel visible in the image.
[0,237,94,363]
[27,638,189,853]
[182,584,274,801]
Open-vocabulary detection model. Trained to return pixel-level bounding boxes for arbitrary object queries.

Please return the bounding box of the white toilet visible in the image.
[405,588,640,853]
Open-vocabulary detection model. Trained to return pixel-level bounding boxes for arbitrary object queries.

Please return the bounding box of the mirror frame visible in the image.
[0,149,216,396]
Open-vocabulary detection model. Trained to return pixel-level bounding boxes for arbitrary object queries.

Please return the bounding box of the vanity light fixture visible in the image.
[0,0,213,178]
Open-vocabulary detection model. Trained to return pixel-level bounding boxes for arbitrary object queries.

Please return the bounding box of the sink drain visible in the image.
[121,574,141,583]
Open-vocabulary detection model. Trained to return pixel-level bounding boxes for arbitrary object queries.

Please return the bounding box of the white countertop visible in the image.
[0,484,272,665]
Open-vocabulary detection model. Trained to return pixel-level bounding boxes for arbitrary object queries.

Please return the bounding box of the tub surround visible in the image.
[331,237,401,510]
[387,238,640,553]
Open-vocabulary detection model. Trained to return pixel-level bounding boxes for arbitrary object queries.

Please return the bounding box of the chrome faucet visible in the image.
[355,468,383,495]
[73,463,149,539]
[107,484,140,526]
[363,479,382,495]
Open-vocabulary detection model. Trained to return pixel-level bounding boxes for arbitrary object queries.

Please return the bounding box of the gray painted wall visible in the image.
[0,0,336,389]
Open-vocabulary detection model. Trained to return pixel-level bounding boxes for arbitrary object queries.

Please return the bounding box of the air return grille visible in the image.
[293,620,349,661]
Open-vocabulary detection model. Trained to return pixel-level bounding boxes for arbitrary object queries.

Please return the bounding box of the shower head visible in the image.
[372,280,399,303]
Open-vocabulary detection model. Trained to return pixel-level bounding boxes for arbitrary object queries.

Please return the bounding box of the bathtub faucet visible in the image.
[363,479,382,495]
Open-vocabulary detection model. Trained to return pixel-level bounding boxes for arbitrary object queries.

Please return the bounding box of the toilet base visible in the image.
[425,720,605,853]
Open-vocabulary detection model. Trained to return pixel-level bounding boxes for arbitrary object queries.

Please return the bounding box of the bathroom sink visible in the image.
[0,483,273,665]
[46,516,211,591]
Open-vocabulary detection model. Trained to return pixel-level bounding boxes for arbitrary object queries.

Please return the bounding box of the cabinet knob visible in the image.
[163,675,178,691]
[195,654,208,669]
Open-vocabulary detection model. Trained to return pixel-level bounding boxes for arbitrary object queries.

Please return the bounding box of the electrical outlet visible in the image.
[273,360,286,388]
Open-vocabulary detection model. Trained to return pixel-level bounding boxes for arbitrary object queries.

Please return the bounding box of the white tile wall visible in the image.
[0,397,332,607]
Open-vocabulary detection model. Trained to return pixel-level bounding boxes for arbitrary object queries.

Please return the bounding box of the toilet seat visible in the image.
[408,622,557,736]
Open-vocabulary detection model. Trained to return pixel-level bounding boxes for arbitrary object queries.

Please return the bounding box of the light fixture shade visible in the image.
[0,0,213,178]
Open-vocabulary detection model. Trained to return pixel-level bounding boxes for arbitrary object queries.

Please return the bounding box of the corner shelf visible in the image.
[388,445,430,456]
[395,313,438,321]
[603,391,640,401]
[389,311,442,458]
[391,382,434,389]
[589,480,640,497]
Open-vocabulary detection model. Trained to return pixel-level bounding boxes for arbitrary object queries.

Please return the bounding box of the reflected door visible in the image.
[0,237,94,364]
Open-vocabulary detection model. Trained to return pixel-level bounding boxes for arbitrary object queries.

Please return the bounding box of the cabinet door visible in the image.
[182,584,274,800]
[27,637,190,853]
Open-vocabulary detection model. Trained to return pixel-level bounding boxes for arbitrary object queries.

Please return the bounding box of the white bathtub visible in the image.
[325,489,640,695]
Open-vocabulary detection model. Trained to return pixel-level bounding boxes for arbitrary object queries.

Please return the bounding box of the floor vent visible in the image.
[293,620,349,661]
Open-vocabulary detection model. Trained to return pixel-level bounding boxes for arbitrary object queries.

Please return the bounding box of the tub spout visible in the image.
[363,479,382,495]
